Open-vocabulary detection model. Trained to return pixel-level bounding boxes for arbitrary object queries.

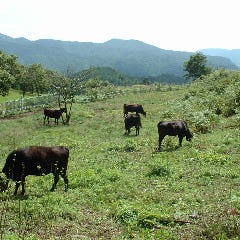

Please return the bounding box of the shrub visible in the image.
[191,111,212,133]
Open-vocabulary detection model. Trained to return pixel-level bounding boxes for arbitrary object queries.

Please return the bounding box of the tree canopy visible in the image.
[0,51,22,96]
[184,52,212,80]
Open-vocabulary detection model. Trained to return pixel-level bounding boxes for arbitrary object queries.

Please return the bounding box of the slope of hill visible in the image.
[74,66,139,85]
[0,71,239,239]
[200,48,240,67]
[0,34,238,80]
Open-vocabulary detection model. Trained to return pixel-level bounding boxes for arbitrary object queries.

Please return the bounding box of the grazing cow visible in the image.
[0,146,69,196]
[44,108,66,125]
[125,114,142,136]
[123,104,146,117]
[157,120,193,150]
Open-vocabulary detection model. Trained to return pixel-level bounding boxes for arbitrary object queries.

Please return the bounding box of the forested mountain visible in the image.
[0,33,238,82]
[74,66,139,85]
[200,48,240,67]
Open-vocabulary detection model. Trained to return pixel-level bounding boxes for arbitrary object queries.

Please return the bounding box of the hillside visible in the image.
[74,66,139,85]
[201,48,240,67]
[0,70,239,239]
[0,34,238,82]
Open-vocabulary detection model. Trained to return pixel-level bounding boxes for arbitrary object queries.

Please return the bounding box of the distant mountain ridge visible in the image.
[200,48,240,67]
[0,33,238,80]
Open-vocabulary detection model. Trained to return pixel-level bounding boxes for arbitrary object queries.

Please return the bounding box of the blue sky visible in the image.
[0,0,239,52]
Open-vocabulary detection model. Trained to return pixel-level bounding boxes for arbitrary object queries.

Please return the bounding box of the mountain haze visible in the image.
[200,48,240,67]
[0,33,238,80]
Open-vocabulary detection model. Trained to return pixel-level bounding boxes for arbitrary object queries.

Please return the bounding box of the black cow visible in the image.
[125,114,142,136]
[123,104,146,117]
[157,120,193,150]
[0,146,69,196]
[44,108,66,125]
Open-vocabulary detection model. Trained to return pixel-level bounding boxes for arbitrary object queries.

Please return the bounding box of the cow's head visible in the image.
[186,130,193,141]
[60,108,67,113]
[0,173,8,192]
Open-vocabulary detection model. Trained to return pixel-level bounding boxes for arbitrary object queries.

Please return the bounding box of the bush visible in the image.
[191,111,212,133]
[184,69,240,120]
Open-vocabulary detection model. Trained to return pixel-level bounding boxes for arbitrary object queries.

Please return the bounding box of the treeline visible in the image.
[1,49,187,99]
[73,67,187,85]
[73,66,139,86]
[2,47,238,102]
[0,50,116,98]
[0,50,62,97]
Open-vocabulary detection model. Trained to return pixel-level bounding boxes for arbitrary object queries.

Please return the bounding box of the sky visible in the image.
[0,0,239,52]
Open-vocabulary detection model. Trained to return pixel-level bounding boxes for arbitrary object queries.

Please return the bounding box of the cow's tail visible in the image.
[62,146,70,168]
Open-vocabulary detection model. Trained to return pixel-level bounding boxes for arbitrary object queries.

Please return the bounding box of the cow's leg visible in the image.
[47,116,50,124]
[21,181,26,195]
[14,181,20,196]
[158,134,165,150]
[125,127,130,135]
[61,174,69,192]
[51,174,59,191]
[54,117,59,125]
[136,126,140,135]
[178,135,184,147]
[44,115,46,124]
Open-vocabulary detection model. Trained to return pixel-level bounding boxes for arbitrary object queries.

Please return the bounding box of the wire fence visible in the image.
[0,84,177,117]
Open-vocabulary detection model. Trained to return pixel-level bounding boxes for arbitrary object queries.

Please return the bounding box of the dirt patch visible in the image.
[0,111,39,122]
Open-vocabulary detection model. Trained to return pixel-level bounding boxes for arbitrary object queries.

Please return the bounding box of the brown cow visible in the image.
[44,108,66,125]
[157,120,193,150]
[123,104,146,117]
[0,146,69,196]
[125,114,142,136]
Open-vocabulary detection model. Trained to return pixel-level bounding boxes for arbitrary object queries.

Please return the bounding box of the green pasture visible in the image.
[0,90,36,103]
[0,90,22,103]
[0,84,239,239]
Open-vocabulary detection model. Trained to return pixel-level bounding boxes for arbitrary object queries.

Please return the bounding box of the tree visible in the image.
[184,52,211,80]
[0,51,22,96]
[50,69,92,125]
[0,69,14,96]
[83,77,113,101]
[142,77,151,85]
[26,64,49,95]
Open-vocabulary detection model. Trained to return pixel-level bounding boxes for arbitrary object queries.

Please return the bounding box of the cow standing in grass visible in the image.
[44,108,66,125]
[123,104,146,117]
[0,146,69,196]
[125,114,142,136]
[157,120,193,150]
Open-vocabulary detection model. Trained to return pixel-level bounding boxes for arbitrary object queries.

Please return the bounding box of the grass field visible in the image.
[0,90,22,103]
[0,85,239,239]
